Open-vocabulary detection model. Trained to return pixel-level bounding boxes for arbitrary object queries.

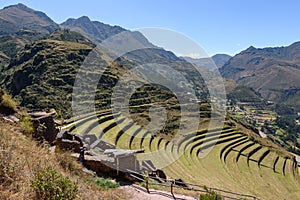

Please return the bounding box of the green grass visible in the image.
[86,177,119,190]
[64,111,300,199]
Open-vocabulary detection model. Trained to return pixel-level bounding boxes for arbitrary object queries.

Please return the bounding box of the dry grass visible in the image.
[0,119,129,200]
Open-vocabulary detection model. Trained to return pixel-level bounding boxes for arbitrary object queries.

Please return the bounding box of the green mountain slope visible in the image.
[1,32,93,117]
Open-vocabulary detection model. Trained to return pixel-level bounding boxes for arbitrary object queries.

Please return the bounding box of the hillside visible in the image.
[0,119,130,199]
[61,16,125,43]
[0,5,210,132]
[220,43,300,111]
[212,54,232,68]
[0,32,94,118]
[0,3,60,81]
[61,15,210,102]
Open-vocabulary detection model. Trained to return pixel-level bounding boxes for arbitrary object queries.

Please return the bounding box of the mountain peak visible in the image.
[3,3,33,12]
[77,16,91,22]
[0,3,58,35]
[61,16,126,42]
[246,46,256,51]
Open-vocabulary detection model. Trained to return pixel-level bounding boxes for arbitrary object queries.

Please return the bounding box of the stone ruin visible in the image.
[31,114,59,143]
[55,130,83,153]
[27,112,170,183]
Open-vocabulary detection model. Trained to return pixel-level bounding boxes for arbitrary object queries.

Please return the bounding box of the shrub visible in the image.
[31,166,78,200]
[19,117,35,135]
[0,93,18,111]
[199,190,222,200]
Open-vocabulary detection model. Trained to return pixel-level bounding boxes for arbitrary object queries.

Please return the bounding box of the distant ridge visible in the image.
[220,42,300,111]
[182,53,231,71]
[61,16,154,48]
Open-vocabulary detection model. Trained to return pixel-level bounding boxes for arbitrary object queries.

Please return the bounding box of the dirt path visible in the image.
[121,185,197,200]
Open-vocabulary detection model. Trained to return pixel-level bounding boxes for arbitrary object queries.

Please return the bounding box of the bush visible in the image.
[31,166,78,200]
[199,190,222,200]
[0,93,18,111]
[19,117,35,135]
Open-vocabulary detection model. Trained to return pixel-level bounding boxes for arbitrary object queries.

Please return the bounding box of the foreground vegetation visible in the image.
[0,119,129,199]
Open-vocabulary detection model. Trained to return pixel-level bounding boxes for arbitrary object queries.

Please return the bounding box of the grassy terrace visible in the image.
[64,108,300,199]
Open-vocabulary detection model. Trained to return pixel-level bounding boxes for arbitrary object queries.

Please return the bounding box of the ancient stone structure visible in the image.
[55,130,83,153]
[32,114,59,143]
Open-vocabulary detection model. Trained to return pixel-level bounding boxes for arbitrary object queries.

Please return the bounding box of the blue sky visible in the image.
[1,0,300,56]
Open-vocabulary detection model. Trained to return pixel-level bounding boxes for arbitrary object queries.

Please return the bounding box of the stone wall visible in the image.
[32,114,59,143]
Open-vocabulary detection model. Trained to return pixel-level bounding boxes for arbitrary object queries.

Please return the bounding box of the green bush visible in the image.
[0,93,18,111]
[31,166,78,200]
[199,190,222,200]
[19,117,35,135]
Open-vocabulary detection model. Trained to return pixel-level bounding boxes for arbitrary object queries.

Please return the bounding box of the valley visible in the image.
[0,3,300,200]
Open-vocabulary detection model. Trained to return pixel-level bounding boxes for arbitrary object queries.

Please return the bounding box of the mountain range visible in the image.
[0,3,210,121]
[221,43,300,113]
[0,3,299,117]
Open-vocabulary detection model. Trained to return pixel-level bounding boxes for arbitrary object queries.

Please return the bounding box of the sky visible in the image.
[1,0,300,57]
